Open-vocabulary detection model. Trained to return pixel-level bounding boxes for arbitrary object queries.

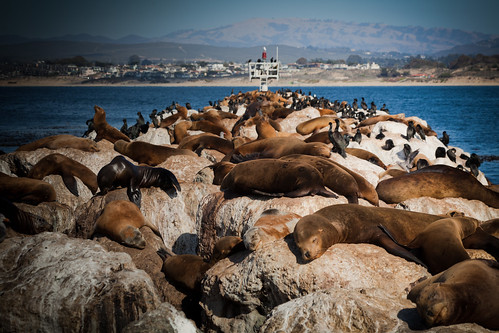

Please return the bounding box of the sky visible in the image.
[1,0,499,39]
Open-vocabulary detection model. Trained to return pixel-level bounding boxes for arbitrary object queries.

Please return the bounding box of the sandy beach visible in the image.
[2,71,498,87]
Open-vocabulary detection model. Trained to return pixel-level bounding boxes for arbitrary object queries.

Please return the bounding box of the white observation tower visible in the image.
[248,46,281,92]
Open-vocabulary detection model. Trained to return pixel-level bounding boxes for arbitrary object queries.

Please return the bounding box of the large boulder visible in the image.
[0,232,161,332]
[200,237,429,332]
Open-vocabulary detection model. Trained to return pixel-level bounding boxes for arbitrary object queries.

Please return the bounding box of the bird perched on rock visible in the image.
[439,131,449,146]
[328,119,347,158]
[375,129,385,140]
[353,129,362,144]
[402,120,416,141]
[149,109,159,128]
[447,148,457,163]
[381,139,394,151]
[416,124,426,141]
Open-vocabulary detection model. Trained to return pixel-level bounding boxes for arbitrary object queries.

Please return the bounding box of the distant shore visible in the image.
[1,75,498,87]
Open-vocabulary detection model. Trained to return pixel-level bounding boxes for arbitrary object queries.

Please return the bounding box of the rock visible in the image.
[16,201,73,234]
[122,302,200,333]
[135,127,171,145]
[0,232,161,332]
[200,238,429,332]
[277,106,321,134]
[261,287,494,333]
[158,154,212,183]
[396,197,499,221]
[42,174,93,209]
[196,192,349,258]
[329,153,384,188]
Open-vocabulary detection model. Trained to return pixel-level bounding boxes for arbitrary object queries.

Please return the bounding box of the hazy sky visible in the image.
[2,0,498,39]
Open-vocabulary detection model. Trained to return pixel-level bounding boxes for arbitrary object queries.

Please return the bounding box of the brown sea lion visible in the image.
[405,217,480,274]
[28,153,98,195]
[304,131,331,144]
[376,165,499,208]
[94,200,161,249]
[97,155,181,208]
[178,133,234,155]
[408,259,499,330]
[243,209,302,251]
[345,148,387,169]
[209,161,236,185]
[0,172,56,205]
[223,137,331,163]
[296,116,339,135]
[114,139,197,166]
[93,105,131,143]
[16,134,99,152]
[190,119,232,140]
[210,235,245,264]
[172,120,192,143]
[159,104,189,128]
[280,154,361,204]
[293,204,497,271]
[220,159,338,198]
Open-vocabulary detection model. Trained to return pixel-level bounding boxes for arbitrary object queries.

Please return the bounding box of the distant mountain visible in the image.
[433,37,499,57]
[159,18,492,54]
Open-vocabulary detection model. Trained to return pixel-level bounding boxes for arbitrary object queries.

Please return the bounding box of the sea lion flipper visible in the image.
[462,227,499,261]
[373,229,427,268]
[62,174,79,196]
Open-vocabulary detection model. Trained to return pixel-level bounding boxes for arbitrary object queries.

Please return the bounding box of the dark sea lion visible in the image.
[223,137,331,163]
[94,200,161,249]
[408,259,499,330]
[178,133,234,155]
[0,172,56,205]
[0,195,52,234]
[16,134,99,152]
[345,148,387,169]
[93,105,131,143]
[280,154,360,204]
[28,153,98,195]
[114,139,197,166]
[221,159,338,198]
[97,155,180,208]
[376,165,499,208]
[293,204,483,269]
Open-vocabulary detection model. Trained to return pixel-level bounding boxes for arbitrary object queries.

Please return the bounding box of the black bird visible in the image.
[380,104,389,112]
[328,119,347,158]
[403,144,412,159]
[399,144,420,171]
[466,153,481,169]
[149,109,159,128]
[83,118,95,137]
[120,119,128,135]
[416,159,430,170]
[403,120,416,141]
[435,147,446,158]
[447,148,457,163]
[381,139,394,151]
[352,98,358,111]
[416,124,426,141]
[439,131,449,146]
[375,129,385,140]
[353,129,362,144]
[360,97,368,110]
[186,102,192,110]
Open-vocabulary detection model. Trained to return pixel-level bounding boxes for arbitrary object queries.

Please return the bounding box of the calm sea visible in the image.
[0,85,497,183]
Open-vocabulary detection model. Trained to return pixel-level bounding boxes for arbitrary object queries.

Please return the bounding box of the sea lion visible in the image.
[97,155,181,208]
[0,172,56,205]
[345,148,387,169]
[114,139,197,166]
[408,259,499,329]
[178,133,234,155]
[208,161,236,185]
[93,105,131,143]
[280,154,360,204]
[159,104,188,128]
[292,204,493,270]
[172,120,192,143]
[376,165,499,208]
[405,217,480,274]
[243,209,302,251]
[210,235,245,264]
[221,159,338,198]
[0,195,52,234]
[223,137,331,163]
[16,134,99,152]
[296,116,338,135]
[94,200,161,249]
[190,119,232,140]
[28,153,98,195]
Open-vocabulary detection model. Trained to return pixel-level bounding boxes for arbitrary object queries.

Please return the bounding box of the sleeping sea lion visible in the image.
[16,134,99,152]
[28,153,98,195]
[114,140,197,166]
[0,172,56,205]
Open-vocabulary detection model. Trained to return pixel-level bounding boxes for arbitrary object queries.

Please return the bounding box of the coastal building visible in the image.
[248,47,281,91]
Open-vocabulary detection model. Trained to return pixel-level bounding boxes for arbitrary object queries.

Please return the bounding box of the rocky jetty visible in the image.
[0,89,497,332]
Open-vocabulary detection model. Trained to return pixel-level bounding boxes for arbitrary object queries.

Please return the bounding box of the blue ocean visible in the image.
[0,85,497,183]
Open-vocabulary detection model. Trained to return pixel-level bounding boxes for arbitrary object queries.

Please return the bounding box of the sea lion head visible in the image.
[210,236,244,264]
[243,227,266,251]
[114,140,128,154]
[120,225,146,249]
[293,214,338,261]
[159,169,181,195]
[411,283,456,327]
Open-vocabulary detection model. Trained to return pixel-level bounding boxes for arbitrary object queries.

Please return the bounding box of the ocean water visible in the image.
[0,85,497,183]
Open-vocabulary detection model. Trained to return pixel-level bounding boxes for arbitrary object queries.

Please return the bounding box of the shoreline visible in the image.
[1,75,498,87]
